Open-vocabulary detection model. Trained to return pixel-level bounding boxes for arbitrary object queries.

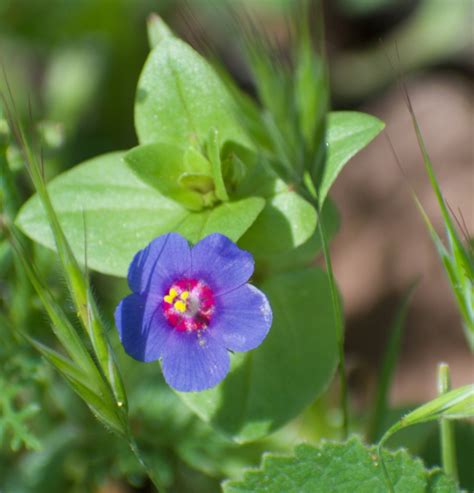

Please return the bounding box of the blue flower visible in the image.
[115,233,272,392]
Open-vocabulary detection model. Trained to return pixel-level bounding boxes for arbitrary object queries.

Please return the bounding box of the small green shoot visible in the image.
[378,383,474,491]
[438,363,458,482]
[367,283,417,442]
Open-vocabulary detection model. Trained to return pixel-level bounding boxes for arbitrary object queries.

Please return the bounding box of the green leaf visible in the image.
[175,197,265,245]
[223,436,459,493]
[135,38,249,148]
[16,152,189,277]
[256,197,339,275]
[239,190,317,256]
[125,142,214,211]
[319,111,385,206]
[147,13,174,49]
[225,143,319,257]
[16,153,264,277]
[27,340,126,437]
[380,385,474,447]
[180,268,338,442]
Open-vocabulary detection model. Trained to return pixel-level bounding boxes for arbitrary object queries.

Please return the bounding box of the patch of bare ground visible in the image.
[330,74,474,406]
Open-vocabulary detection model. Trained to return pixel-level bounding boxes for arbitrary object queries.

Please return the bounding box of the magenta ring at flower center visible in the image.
[162,278,215,332]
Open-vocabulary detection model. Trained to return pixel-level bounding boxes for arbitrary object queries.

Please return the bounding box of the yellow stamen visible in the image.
[174,300,187,313]
[164,288,178,304]
[181,291,190,301]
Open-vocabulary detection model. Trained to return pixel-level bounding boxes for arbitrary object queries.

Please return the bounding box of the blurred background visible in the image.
[1,0,473,491]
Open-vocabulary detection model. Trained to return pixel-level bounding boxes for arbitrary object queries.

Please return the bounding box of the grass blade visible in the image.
[1,90,127,407]
[367,283,416,442]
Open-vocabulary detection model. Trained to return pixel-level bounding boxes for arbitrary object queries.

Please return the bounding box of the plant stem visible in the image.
[318,210,349,439]
[128,434,166,493]
[304,173,349,439]
[438,363,458,482]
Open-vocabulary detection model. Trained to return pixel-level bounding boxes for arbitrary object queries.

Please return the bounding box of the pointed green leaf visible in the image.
[380,385,474,448]
[29,339,126,436]
[135,38,249,148]
[16,152,189,277]
[319,111,385,205]
[147,13,174,49]
[16,152,264,277]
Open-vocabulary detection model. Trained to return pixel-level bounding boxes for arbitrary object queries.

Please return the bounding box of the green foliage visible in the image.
[0,377,40,452]
[223,436,459,493]
[3,93,164,489]
[180,267,338,442]
[15,152,186,276]
[380,385,474,446]
[239,190,317,256]
[135,37,249,148]
[403,100,474,350]
[255,197,340,275]
[319,111,385,206]
[421,422,474,491]
[125,142,216,211]
[2,6,403,491]
[16,152,264,277]
[368,285,416,442]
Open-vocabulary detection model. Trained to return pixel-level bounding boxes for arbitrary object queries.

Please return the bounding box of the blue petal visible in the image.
[191,233,254,295]
[115,293,171,362]
[128,233,191,295]
[160,330,230,392]
[210,284,272,352]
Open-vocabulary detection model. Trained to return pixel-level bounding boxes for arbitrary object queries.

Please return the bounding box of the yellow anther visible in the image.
[174,300,187,313]
[164,288,178,304]
[169,288,178,298]
[181,291,190,301]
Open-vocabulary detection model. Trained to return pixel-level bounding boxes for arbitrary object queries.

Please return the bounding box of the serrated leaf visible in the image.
[135,38,248,148]
[319,111,385,205]
[180,268,338,442]
[223,436,459,493]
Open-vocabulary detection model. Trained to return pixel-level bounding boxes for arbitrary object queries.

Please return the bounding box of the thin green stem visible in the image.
[305,172,349,439]
[318,207,349,439]
[128,434,166,493]
[438,363,458,482]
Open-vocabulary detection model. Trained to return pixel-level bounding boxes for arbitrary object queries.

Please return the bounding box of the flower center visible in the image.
[162,278,215,332]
